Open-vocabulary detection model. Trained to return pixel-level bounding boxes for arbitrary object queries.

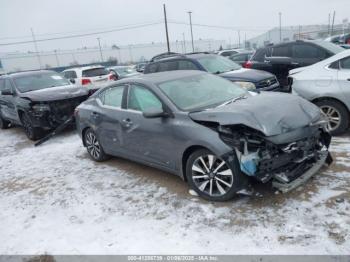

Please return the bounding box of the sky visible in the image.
[0,0,349,53]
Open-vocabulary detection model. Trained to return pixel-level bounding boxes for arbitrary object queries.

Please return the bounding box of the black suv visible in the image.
[245,40,344,90]
[144,53,280,91]
[0,70,89,140]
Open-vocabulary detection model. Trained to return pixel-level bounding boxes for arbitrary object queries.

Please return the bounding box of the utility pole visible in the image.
[237,30,241,48]
[97,37,104,62]
[188,11,194,52]
[331,11,336,36]
[182,33,187,53]
[328,13,331,36]
[30,28,42,69]
[163,4,170,52]
[54,50,60,67]
[279,12,282,42]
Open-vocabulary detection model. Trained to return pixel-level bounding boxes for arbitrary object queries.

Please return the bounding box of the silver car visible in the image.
[290,50,350,135]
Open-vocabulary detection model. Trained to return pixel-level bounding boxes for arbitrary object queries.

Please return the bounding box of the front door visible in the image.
[120,83,176,169]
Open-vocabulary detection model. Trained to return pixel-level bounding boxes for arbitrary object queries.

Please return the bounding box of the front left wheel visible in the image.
[186,149,246,201]
[0,113,11,129]
[84,128,109,162]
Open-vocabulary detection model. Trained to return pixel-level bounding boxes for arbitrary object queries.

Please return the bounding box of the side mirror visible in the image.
[143,108,168,118]
[265,56,292,65]
[1,89,13,96]
[69,78,76,84]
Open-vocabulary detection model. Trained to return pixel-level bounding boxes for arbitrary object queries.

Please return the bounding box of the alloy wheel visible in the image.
[320,105,341,132]
[191,154,234,197]
[85,131,101,159]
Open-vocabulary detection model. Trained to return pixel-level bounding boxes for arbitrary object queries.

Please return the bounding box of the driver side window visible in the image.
[340,56,350,69]
[128,84,162,112]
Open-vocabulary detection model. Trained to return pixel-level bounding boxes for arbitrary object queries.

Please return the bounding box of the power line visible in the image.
[0,22,163,46]
[0,21,164,41]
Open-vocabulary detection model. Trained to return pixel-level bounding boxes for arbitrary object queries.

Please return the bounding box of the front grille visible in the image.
[256,77,277,88]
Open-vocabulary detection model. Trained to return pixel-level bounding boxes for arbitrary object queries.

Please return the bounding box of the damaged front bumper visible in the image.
[272,150,332,193]
[219,125,333,193]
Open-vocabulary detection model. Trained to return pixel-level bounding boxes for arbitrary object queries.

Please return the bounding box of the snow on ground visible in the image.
[0,128,349,255]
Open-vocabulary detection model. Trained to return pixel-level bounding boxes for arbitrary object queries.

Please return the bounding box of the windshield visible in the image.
[14,72,70,93]
[82,67,109,77]
[114,67,137,76]
[197,55,242,74]
[158,73,247,111]
[313,40,344,54]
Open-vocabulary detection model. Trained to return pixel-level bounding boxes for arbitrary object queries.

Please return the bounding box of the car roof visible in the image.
[116,70,206,85]
[2,70,55,78]
[154,53,217,63]
[63,65,105,72]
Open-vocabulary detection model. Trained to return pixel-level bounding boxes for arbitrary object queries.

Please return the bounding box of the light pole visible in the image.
[163,4,170,52]
[279,12,282,42]
[97,37,104,62]
[54,50,60,67]
[182,32,187,53]
[188,11,194,52]
[30,28,42,69]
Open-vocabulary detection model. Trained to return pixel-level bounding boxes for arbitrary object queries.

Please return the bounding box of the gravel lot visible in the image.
[0,127,349,254]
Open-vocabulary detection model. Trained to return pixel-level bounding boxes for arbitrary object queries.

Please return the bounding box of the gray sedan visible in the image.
[75,70,332,201]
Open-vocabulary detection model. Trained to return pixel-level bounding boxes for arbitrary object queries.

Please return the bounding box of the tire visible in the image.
[0,113,11,129]
[186,149,246,201]
[315,100,349,135]
[84,128,109,162]
[20,113,44,141]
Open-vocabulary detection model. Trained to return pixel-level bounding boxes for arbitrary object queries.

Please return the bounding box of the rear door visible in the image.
[337,56,350,105]
[119,83,176,169]
[93,84,127,154]
[291,43,328,67]
[270,44,293,86]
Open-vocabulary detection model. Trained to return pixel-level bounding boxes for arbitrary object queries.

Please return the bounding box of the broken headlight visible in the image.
[32,104,50,112]
[233,81,256,91]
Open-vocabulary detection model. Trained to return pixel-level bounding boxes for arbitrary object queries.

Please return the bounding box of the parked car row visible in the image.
[1,40,348,201]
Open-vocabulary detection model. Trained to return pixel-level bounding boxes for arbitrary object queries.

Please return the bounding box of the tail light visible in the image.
[81,78,92,85]
[109,74,117,81]
[243,61,253,68]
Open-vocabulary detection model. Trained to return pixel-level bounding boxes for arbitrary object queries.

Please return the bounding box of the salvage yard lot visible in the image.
[0,128,349,254]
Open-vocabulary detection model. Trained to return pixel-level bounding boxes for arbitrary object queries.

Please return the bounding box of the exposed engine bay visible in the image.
[29,95,88,129]
[218,124,333,192]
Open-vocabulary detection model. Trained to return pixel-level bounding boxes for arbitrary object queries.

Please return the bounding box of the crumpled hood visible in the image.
[219,68,275,83]
[189,92,321,137]
[19,84,89,102]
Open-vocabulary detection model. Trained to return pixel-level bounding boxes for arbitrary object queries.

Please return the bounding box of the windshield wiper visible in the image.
[217,95,247,107]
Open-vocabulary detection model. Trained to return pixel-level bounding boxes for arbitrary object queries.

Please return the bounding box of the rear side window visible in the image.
[340,56,350,69]
[292,44,326,59]
[178,60,198,70]
[82,68,109,77]
[158,61,178,72]
[145,63,158,74]
[100,86,124,108]
[63,71,77,79]
[272,45,290,57]
[251,48,270,62]
[231,54,247,61]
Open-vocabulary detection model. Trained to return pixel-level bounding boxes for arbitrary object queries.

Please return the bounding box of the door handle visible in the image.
[122,118,133,127]
[91,112,99,118]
